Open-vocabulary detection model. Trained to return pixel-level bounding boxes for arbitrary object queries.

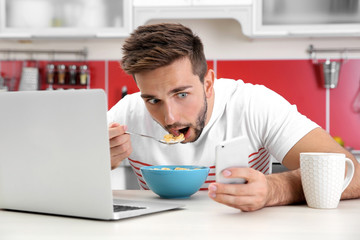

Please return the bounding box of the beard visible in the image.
[190,93,207,142]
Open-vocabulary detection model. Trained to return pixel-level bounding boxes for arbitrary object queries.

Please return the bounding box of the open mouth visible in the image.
[179,127,189,135]
[170,127,190,138]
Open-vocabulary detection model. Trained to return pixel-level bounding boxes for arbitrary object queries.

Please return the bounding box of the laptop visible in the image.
[0,89,183,220]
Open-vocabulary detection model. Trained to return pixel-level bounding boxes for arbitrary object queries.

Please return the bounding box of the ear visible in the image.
[203,69,215,99]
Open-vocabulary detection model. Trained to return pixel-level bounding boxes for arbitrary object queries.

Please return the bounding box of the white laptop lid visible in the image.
[0,89,183,220]
[0,89,116,219]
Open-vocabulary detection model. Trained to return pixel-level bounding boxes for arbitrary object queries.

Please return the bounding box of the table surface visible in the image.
[1,190,359,240]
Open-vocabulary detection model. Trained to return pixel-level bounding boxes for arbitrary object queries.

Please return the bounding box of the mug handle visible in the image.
[342,158,355,192]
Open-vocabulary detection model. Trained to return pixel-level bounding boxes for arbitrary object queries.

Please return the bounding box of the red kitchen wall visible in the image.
[216,60,326,128]
[216,59,360,150]
[1,59,358,149]
[108,61,138,109]
[329,59,360,149]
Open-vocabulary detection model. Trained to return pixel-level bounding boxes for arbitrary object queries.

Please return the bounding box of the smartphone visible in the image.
[215,136,251,184]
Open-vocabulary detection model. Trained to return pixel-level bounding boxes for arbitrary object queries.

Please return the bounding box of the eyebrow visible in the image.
[169,85,192,94]
[140,85,193,99]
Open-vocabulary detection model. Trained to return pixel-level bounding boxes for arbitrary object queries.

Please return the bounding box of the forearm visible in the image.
[265,169,305,207]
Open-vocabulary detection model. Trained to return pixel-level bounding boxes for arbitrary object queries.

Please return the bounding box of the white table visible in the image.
[0,190,359,240]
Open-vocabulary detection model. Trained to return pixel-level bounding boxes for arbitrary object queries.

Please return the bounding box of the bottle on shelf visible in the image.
[68,65,77,85]
[79,65,89,86]
[46,64,55,84]
[57,64,66,85]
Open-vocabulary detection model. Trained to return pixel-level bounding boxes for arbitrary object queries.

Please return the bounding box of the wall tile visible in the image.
[216,59,326,129]
[330,59,360,149]
[88,61,105,90]
[107,60,138,109]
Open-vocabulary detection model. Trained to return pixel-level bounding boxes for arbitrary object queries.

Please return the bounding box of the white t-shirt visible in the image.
[107,78,319,190]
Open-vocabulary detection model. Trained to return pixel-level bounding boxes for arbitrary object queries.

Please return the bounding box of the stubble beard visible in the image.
[191,93,207,142]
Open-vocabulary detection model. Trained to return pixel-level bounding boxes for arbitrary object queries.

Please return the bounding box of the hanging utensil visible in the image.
[19,59,39,91]
[353,78,360,113]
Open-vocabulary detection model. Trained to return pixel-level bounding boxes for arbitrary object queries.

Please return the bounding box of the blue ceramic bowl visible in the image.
[140,165,210,199]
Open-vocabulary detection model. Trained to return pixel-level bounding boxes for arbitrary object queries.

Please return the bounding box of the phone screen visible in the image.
[215,136,250,184]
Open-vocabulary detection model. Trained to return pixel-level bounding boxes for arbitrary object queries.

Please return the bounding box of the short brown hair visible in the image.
[121,23,208,82]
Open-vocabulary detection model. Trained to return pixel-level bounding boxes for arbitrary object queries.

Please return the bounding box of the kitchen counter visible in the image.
[0,190,359,240]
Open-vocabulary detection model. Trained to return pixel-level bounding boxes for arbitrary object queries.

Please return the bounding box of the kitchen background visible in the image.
[0,0,359,188]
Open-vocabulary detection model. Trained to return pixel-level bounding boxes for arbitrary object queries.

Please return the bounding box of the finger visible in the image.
[109,133,130,148]
[208,191,255,210]
[209,182,253,197]
[110,140,132,169]
[108,124,127,139]
[222,167,260,183]
[110,139,132,157]
[208,185,266,212]
[111,152,130,169]
[109,122,120,128]
[111,156,123,170]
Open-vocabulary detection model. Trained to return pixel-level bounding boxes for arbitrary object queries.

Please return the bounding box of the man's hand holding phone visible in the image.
[215,136,250,184]
[209,136,270,211]
[208,167,269,212]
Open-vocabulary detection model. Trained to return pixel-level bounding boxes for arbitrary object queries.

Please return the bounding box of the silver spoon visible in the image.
[125,131,184,145]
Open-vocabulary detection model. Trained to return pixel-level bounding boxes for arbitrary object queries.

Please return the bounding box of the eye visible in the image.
[147,98,160,105]
[177,92,188,98]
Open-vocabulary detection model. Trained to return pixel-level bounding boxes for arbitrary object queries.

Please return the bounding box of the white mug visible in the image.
[300,152,354,209]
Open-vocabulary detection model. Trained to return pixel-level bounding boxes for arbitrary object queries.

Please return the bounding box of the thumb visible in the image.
[109,122,120,128]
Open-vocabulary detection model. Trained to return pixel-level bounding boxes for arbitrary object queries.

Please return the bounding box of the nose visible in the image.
[163,102,177,126]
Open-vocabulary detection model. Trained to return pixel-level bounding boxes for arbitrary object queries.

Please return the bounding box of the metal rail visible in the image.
[308,44,360,54]
[0,48,88,60]
[308,44,360,63]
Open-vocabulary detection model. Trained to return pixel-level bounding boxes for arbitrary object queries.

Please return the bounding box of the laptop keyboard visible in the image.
[113,205,146,212]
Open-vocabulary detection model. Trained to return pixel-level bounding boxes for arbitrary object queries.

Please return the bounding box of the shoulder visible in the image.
[109,92,142,111]
[107,92,145,123]
[215,78,273,96]
[214,78,283,108]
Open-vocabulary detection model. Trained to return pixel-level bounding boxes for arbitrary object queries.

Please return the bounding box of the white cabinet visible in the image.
[252,0,360,37]
[1,0,359,39]
[133,0,253,37]
[0,0,132,38]
[134,0,360,38]
[133,0,252,6]
[133,0,191,7]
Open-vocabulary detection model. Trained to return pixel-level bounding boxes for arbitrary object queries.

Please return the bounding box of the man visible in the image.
[107,23,359,211]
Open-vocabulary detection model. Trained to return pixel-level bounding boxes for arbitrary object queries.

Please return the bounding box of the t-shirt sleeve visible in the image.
[248,85,319,163]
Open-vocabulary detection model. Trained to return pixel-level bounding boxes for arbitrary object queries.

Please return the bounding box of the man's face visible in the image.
[135,57,214,143]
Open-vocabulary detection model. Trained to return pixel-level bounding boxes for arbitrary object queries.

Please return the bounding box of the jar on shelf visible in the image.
[79,65,89,86]
[68,65,77,85]
[46,64,55,84]
[57,64,66,85]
